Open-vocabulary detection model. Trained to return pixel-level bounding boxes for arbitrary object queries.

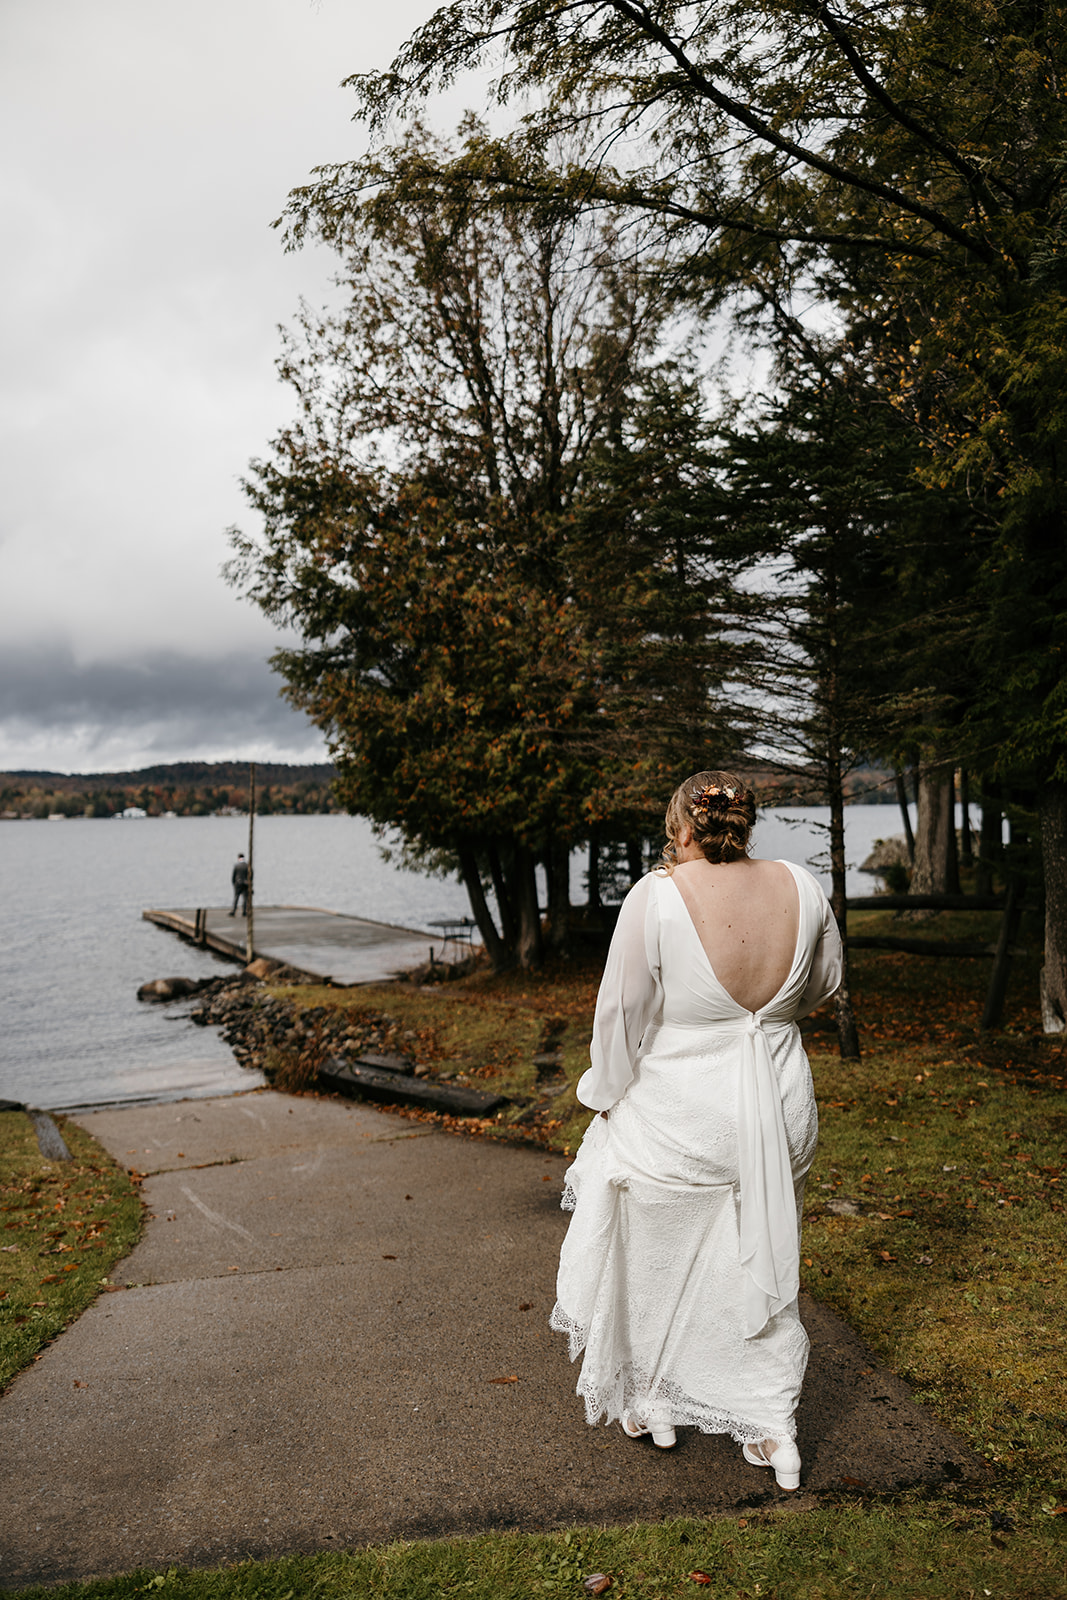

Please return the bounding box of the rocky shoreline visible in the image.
[137,965,516,1119]
[141,968,420,1088]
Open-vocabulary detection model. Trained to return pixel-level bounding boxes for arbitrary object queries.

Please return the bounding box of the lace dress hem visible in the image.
[548,1303,795,1445]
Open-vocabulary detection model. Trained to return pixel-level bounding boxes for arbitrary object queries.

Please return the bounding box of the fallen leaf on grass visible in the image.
[2,1245,19,1253]
[488,1374,519,1384]
[688,1572,713,1585]
[839,1475,867,1487]
[583,1576,612,1595]
[40,1274,60,1284]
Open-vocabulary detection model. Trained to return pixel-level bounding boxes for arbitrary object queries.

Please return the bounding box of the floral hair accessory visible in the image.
[691,783,738,815]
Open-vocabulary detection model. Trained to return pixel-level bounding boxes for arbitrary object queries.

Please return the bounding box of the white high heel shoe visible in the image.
[622,1410,676,1449]
[742,1437,801,1490]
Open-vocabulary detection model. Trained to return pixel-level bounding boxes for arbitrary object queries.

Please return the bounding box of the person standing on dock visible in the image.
[229,853,249,917]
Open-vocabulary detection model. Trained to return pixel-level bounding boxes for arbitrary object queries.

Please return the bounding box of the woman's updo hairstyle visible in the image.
[662,770,756,867]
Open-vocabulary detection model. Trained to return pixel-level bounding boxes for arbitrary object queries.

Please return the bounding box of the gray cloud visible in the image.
[0,0,460,772]
[0,644,325,772]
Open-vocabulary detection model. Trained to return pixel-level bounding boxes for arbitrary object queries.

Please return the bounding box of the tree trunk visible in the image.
[587,828,601,910]
[981,873,1025,1030]
[894,768,915,864]
[911,762,959,895]
[457,845,508,970]
[946,777,960,893]
[959,768,974,867]
[544,836,572,957]
[487,843,518,950]
[827,741,861,1059]
[514,845,543,970]
[1039,782,1067,1033]
[975,785,1002,898]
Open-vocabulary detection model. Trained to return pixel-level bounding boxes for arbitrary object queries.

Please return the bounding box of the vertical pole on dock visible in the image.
[246,762,256,964]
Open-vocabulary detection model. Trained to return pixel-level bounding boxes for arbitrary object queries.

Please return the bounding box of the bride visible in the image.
[551,771,842,1490]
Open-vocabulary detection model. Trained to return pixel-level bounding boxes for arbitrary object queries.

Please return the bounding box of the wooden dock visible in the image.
[142,905,438,986]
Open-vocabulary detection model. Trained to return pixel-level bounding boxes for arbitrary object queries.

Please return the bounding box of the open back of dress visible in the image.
[550,861,842,1444]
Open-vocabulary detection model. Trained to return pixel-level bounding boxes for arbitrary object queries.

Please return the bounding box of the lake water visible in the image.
[1,805,913,1113]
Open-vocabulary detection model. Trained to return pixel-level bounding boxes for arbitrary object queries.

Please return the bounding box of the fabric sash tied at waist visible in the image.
[730,1014,799,1338]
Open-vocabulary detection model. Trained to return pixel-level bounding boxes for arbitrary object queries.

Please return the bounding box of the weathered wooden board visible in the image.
[317,1056,506,1117]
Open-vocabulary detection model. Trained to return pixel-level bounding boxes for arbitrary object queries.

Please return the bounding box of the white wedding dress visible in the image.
[551,861,842,1444]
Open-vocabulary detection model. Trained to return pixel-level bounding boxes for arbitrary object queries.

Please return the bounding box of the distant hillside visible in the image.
[3,760,335,787]
[1,757,899,821]
[0,761,338,819]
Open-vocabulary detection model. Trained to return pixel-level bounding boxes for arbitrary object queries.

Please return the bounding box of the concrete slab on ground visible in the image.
[143,906,437,984]
[0,1092,983,1589]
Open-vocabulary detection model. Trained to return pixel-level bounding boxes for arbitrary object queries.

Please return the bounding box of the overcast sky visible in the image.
[0,0,463,774]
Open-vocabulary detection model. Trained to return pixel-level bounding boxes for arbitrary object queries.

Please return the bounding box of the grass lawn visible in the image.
[4,900,1066,1597]
[0,1111,144,1391]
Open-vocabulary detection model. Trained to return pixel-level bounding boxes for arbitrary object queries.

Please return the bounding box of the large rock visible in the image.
[244,957,282,980]
[136,976,213,1003]
[860,834,910,874]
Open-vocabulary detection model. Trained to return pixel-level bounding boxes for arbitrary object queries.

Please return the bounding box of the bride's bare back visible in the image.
[671,856,799,1013]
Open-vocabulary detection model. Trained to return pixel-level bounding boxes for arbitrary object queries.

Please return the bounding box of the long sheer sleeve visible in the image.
[576,874,662,1111]
[796,895,844,1017]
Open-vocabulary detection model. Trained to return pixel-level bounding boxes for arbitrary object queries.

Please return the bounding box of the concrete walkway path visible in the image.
[0,1092,980,1589]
